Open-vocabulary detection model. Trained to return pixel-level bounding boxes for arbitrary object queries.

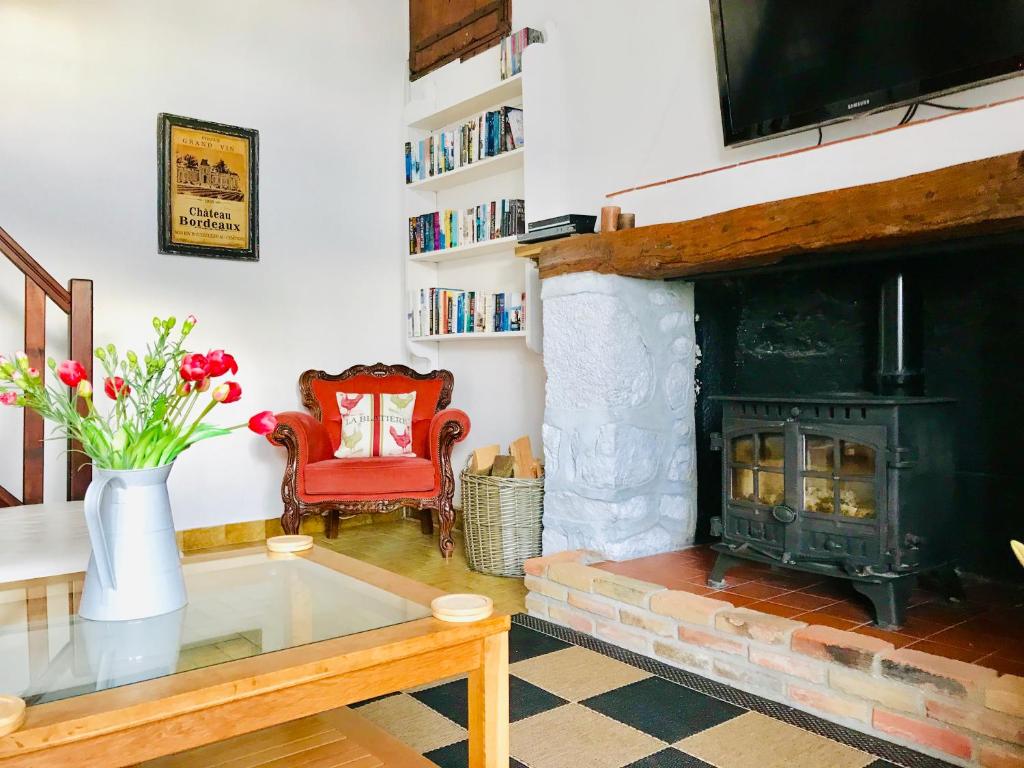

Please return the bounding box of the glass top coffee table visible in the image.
[0,545,510,767]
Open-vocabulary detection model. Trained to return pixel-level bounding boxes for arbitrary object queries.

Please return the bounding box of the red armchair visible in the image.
[268,363,470,557]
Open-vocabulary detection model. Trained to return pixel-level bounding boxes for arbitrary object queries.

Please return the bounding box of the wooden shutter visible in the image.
[409,0,511,80]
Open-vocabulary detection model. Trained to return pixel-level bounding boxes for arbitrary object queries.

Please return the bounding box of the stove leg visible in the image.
[708,552,742,589]
[852,576,916,630]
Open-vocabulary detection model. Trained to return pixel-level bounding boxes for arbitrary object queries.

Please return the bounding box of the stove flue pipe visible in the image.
[877,270,924,396]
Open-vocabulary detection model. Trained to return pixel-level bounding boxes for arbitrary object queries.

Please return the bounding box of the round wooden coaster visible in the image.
[431,594,493,623]
[0,696,26,737]
[266,535,313,554]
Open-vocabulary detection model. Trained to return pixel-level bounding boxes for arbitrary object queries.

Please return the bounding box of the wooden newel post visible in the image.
[23,277,46,505]
[68,279,93,501]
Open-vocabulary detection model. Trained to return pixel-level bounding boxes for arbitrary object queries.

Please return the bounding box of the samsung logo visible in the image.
[847,99,871,110]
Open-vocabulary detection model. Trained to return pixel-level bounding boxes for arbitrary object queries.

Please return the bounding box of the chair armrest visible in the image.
[429,408,471,465]
[268,411,334,466]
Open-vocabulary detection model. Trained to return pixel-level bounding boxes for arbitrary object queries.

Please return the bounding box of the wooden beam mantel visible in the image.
[517,152,1024,280]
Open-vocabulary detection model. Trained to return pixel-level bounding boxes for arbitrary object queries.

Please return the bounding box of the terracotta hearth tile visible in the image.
[967,612,1024,641]
[672,582,715,597]
[797,581,858,600]
[890,615,949,640]
[905,599,983,626]
[727,582,789,600]
[978,655,1024,678]
[804,602,875,624]
[904,640,991,664]
[852,625,918,649]
[927,625,1010,656]
[794,613,863,631]
[728,565,772,581]
[769,591,837,611]
[711,591,759,608]
[754,572,823,590]
[746,601,806,619]
[676,565,713,581]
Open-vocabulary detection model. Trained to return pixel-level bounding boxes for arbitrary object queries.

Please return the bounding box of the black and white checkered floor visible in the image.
[352,615,956,768]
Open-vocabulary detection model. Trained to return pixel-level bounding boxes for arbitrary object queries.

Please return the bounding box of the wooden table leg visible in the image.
[467,631,509,768]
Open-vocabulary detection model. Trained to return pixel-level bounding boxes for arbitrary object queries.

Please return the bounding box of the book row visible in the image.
[408,199,525,255]
[408,287,525,338]
[405,105,523,184]
[500,27,545,80]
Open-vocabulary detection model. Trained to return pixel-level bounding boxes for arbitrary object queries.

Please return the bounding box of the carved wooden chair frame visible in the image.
[269,362,465,557]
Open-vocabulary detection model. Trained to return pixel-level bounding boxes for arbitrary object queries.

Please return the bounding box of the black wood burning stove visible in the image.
[708,273,959,629]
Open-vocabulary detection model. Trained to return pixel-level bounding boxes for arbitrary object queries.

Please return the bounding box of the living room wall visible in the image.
[0,0,409,529]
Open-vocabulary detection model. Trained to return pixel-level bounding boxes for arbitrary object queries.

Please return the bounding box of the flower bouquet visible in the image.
[0,314,277,621]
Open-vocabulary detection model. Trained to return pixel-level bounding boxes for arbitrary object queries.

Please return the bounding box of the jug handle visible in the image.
[84,474,116,590]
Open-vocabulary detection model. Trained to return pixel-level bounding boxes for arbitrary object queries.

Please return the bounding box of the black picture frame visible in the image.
[158,113,260,261]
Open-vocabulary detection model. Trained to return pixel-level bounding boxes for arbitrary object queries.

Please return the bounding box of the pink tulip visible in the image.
[206,349,238,377]
[211,381,242,403]
[0,392,17,406]
[248,411,277,435]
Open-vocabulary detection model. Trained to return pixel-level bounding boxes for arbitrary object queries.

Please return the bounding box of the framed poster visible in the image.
[158,114,259,261]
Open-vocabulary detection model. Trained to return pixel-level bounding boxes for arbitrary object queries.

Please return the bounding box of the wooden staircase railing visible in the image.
[0,225,93,507]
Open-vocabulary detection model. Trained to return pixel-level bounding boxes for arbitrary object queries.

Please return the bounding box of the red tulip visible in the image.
[104,376,130,400]
[206,349,238,377]
[211,381,242,403]
[179,353,209,381]
[0,392,17,406]
[57,359,87,386]
[248,410,278,435]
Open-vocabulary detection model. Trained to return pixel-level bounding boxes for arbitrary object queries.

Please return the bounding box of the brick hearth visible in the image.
[524,546,1024,767]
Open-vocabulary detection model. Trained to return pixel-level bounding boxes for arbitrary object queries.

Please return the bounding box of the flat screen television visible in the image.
[710,0,1024,146]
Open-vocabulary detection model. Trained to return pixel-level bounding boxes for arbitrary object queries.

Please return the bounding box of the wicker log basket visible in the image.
[461,459,543,577]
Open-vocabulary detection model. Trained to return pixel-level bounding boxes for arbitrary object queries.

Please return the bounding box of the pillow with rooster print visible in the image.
[334,391,417,458]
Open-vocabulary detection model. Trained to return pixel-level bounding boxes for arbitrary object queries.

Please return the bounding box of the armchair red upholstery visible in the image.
[268,363,470,557]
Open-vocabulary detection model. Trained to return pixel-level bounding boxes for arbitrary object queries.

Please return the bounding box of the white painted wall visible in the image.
[0,0,409,529]
[515,0,1024,226]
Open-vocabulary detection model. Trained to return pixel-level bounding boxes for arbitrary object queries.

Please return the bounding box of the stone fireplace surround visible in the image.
[541,272,697,561]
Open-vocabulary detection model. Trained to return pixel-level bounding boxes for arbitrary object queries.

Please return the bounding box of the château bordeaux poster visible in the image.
[158,114,259,261]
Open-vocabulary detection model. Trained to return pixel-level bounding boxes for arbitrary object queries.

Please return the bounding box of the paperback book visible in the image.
[408,199,525,255]
[500,27,545,80]
[408,287,526,338]
[405,106,524,184]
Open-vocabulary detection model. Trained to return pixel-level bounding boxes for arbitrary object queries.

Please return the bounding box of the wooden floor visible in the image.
[313,519,527,615]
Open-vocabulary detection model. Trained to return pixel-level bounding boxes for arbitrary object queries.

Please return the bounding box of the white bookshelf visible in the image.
[408,235,517,264]
[406,147,524,192]
[406,73,522,131]
[410,330,527,343]
[404,60,540,367]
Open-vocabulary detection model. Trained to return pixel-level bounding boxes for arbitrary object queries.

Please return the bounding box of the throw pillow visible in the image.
[334,391,418,458]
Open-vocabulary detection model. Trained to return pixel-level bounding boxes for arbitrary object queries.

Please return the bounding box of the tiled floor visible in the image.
[313,518,528,614]
[593,545,1024,674]
[354,617,946,768]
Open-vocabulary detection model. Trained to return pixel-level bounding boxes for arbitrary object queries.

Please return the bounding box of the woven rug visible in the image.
[352,614,955,768]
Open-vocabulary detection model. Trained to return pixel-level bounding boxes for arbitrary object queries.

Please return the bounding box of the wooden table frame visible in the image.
[0,545,511,767]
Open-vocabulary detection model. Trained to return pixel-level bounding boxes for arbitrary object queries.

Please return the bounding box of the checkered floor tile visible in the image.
[351,616,952,768]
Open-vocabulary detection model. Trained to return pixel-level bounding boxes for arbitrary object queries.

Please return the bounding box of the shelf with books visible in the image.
[408,235,517,264]
[409,331,527,343]
[407,146,524,192]
[406,73,522,132]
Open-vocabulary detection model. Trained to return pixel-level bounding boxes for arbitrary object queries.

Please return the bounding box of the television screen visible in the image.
[710,0,1024,145]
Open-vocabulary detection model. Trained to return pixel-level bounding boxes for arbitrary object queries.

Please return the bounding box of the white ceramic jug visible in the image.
[78,463,187,622]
